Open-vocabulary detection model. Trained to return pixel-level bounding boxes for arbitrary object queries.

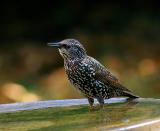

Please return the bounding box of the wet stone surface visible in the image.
[0,98,159,131]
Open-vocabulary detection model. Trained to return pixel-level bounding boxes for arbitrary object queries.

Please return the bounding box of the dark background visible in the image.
[0,1,159,103]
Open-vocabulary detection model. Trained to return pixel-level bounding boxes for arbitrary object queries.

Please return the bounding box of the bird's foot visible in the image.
[89,104,105,111]
[97,97,104,110]
[89,105,96,111]
[99,104,104,109]
[96,104,105,111]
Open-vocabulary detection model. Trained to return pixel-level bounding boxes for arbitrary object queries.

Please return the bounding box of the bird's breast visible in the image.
[65,61,94,85]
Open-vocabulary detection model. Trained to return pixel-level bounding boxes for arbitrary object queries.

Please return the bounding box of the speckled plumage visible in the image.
[48,39,139,108]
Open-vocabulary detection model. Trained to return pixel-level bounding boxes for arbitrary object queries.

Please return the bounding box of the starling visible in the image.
[48,39,139,108]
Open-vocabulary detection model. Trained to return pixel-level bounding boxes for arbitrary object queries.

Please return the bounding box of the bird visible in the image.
[47,39,139,109]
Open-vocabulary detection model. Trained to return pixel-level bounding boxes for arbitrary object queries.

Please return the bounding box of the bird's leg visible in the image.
[97,97,104,109]
[87,97,94,110]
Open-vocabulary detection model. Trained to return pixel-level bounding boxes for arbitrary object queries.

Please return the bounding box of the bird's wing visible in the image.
[87,56,138,97]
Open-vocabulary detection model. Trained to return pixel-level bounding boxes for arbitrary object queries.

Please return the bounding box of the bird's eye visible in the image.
[62,44,67,48]
[62,44,71,49]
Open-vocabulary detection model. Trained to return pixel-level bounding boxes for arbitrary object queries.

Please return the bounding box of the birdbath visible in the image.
[0,98,160,131]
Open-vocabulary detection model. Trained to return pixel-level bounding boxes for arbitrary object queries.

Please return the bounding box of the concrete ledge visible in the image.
[0,98,127,113]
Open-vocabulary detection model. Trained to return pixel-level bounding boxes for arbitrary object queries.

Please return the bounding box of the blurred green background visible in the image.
[0,1,159,103]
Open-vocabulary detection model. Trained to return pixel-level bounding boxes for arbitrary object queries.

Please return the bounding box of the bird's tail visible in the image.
[123,90,140,98]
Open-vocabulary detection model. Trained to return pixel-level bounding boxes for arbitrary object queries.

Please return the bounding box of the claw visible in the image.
[89,105,95,111]
[99,104,104,109]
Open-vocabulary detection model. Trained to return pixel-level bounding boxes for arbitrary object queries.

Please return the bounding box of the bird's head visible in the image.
[48,39,86,61]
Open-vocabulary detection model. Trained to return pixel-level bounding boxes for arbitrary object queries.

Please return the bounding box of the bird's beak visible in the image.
[47,42,61,48]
